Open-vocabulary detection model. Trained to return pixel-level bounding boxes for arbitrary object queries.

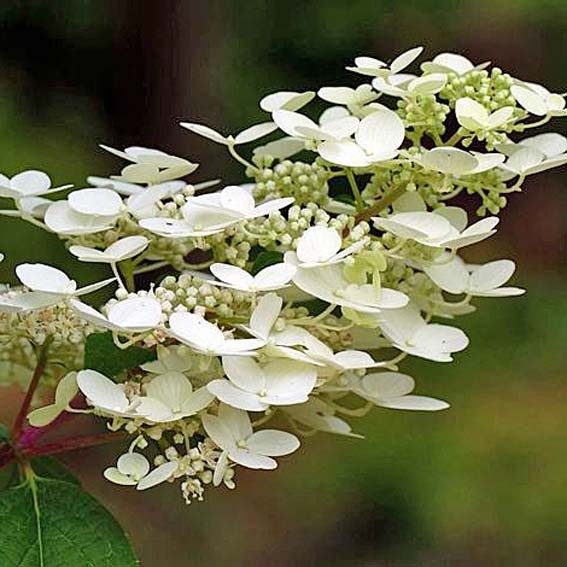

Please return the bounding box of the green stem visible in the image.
[346,169,364,212]
[119,261,136,292]
[355,184,407,223]
[444,131,462,146]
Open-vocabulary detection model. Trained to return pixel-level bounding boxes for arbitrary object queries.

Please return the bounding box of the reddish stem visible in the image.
[21,431,126,458]
[11,340,51,442]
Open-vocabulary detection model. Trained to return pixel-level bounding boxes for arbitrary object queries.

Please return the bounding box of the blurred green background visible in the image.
[1,1,566,564]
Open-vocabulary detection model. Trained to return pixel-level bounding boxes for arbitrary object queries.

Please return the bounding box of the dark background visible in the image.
[0,1,566,564]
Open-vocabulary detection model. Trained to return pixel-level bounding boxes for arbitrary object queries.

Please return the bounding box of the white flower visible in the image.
[0,263,115,313]
[202,404,300,472]
[353,372,449,411]
[372,73,447,98]
[346,46,423,77]
[208,262,296,293]
[286,255,408,313]
[284,398,360,437]
[259,90,315,112]
[136,372,214,422]
[28,372,78,427]
[70,295,163,333]
[498,145,567,179]
[140,185,293,238]
[456,97,515,132]
[420,52,487,75]
[0,170,71,200]
[76,369,138,417]
[101,145,199,184]
[180,121,278,146]
[417,147,505,175]
[373,210,499,249]
[104,452,178,491]
[318,108,405,167]
[290,226,368,268]
[511,83,567,117]
[207,356,317,411]
[377,303,469,362]
[69,236,149,264]
[424,256,525,297]
[168,312,264,356]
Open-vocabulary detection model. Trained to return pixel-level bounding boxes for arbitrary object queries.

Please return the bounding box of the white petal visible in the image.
[16,263,74,294]
[487,106,514,129]
[207,380,267,412]
[45,201,115,235]
[179,122,229,144]
[263,359,317,403]
[253,137,305,160]
[420,147,478,175]
[390,46,423,74]
[77,369,130,413]
[272,110,317,137]
[296,226,341,264]
[252,197,294,217]
[424,256,469,294]
[103,467,138,486]
[521,133,567,158]
[213,450,229,486]
[68,188,123,216]
[318,139,370,167]
[54,371,79,406]
[253,263,296,290]
[469,259,515,292]
[511,85,548,116]
[69,299,114,330]
[107,296,162,331]
[228,448,277,470]
[136,461,178,491]
[169,312,224,350]
[180,387,215,415]
[373,212,453,240]
[145,371,193,409]
[378,395,449,411]
[317,86,356,105]
[234,122,278,145]
[361,371,415,399]
[455,97,489,130]
[247,430,300,456]
[210,263,254,289]
[202,413,236,451]
[320,116,360,140]
[355,109,405,155]
[219,403,253,439]
[413,324,469,358]
[219,185,255,215]
[408,73,446,95]
[10,170,51,195]
[249,292,282,339]
[441,217,499,249]
[28,405,63,427]
[117,453,150,478]
[259,91,315,112]
[104,236,149,262]
[222,356,265,393]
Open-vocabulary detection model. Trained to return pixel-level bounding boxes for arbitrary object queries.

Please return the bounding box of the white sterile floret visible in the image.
[511,83,567,117]
[0,170,72,200]
[44,200,119,236]
[28,372,79,427]
[417,147,505,175]
[141,345,194,375]
[202,404,300,474]
[455,97,515,132]
[259,90,315,112]
[353,372,449,411]
[136,372,214,422]
[76,369,137,416]
[168,312,264,356]
[498,145,567,180]
[424,255,525,297]
[284,398,361,437]
[318,108,405,167]
[126,181,186,219]
[68,188,123,217]
[317,84,379,113]
[373,210,499,249]
[104,452,178,491]
[101,145,199,184]
[180,120,278,146]
[208,262,296,293]
[272,109,359,142]
[347,46,423,77]
[378,303,469,362]
[292,226,368,268]
[207,356,317,411]
[70,295,163,333]
[287,254,408,313]
[140,185,293,238]
[69,236,149,264]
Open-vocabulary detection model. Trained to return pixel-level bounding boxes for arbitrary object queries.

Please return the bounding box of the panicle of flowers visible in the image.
[1,46,565,504]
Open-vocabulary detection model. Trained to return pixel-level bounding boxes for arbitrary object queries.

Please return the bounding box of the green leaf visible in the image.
[0,423,8,443]
[251,250,283,275]
[0,477,138,566]
[30,457,80,485]
[333,193,355,205]
[84,331,156,378]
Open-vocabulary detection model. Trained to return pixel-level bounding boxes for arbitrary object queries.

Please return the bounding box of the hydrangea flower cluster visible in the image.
[1,47,565,504]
